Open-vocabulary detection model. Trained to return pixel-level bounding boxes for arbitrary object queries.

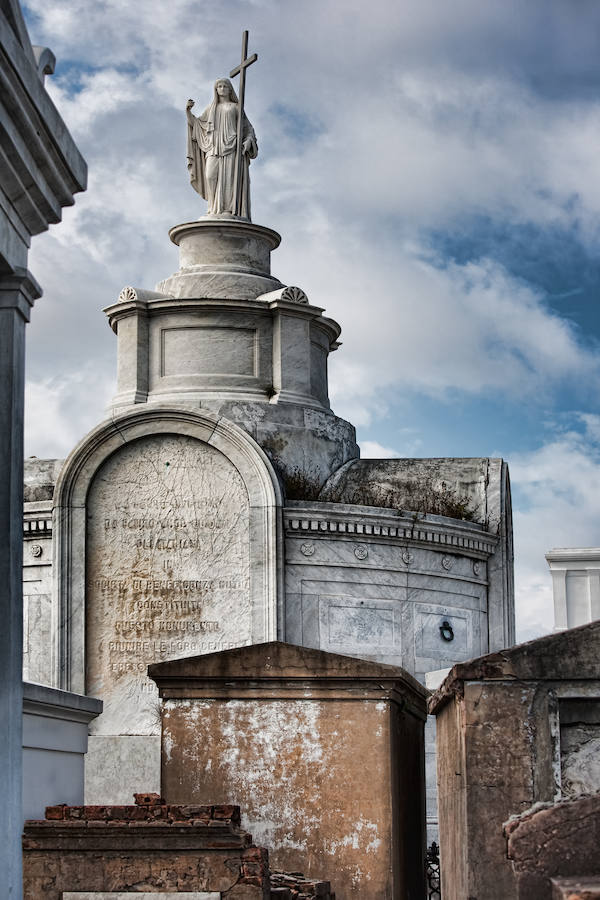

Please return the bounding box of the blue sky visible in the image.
[21,0,600,641]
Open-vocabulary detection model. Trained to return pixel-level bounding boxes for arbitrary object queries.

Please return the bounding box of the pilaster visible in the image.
[0,267,40,897]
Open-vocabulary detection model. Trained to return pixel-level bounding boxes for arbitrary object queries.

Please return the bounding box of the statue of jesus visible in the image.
[186,78,258,220]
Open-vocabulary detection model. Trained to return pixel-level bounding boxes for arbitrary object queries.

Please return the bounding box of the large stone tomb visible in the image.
[150,641,428,900]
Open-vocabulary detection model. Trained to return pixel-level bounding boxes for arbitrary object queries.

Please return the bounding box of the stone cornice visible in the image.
[0,7,86,240]
[284,503,498,557]
[23,515,51,538]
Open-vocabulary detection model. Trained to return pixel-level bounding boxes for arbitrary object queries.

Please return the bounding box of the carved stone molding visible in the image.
[23,517,52,539]
[281,285,308,304]
[284,506,497,557]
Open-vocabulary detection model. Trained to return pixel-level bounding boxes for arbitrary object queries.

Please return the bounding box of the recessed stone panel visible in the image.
[86,434,250,736]
[318,596,400,654]
[161,326,257,377]
[414,608,470,661]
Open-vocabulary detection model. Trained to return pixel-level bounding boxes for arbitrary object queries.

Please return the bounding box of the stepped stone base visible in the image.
[22,795,335,900]
[22,796,268,900]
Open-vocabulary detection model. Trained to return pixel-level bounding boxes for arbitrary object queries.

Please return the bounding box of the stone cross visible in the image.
[229,30,258,217]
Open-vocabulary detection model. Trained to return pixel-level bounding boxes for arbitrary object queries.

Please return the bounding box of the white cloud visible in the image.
[25,371,114,459]
[359,440,400,459]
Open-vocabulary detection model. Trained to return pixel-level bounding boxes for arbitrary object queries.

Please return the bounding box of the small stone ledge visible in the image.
[551,876,600,899]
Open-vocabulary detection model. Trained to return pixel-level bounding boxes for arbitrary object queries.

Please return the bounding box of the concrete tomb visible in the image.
[429,619,600,900]
[149,641,428,900]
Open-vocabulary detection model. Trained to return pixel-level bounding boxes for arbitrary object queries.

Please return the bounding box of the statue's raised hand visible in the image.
[186,99,195,111]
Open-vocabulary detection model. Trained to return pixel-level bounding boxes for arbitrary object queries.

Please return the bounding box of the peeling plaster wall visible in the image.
[162,697,408,898]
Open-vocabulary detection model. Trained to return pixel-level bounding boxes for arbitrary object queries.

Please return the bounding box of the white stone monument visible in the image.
[23,33,515,837]
[546,548,600,630]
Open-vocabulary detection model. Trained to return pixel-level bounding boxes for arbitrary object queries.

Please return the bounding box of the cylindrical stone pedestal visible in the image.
[157,218,283,300]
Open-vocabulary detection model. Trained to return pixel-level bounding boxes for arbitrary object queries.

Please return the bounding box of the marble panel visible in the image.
[310,339,328,406]
[415,610,469,660]
[318,595,400,655]
[161,325,257,377]
[85,434,250,737]
[290,565,406,594]
[147,309,272,397]
[23,573,52,685]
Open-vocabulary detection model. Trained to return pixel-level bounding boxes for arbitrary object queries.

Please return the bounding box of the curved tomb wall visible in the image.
[283,503,495,676]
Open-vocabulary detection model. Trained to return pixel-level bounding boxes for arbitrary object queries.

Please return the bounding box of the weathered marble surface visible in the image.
[86,433,250,737]
[156,220,282,300]
[319,456,514,651]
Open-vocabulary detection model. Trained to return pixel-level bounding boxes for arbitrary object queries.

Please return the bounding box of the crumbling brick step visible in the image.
[270,870,335,899]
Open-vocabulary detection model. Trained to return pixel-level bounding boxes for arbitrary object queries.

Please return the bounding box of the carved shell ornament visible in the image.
[118,286,138,303]
[281,285,309,304]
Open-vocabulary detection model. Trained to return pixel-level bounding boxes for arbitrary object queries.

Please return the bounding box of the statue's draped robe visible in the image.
[187,99,257,218]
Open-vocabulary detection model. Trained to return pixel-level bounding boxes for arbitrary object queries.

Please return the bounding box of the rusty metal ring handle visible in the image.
[440,620,454,642]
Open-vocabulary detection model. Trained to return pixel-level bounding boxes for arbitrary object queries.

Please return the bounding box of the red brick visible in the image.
[133,792,164,806]
[83,806,108,820]
[65,807,84,819]
[45,806,66,821]
[214,805,241,824]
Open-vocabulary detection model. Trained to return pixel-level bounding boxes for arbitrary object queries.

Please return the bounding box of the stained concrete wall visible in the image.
[430,621,600,900]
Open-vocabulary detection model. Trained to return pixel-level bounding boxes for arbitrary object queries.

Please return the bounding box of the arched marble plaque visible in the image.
[86,433,250,736]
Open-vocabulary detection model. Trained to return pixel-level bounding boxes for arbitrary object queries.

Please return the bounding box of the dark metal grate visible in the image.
[426,841,441,899]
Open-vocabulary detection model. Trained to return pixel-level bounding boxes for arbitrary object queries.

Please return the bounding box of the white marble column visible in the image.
[0,269,39,897]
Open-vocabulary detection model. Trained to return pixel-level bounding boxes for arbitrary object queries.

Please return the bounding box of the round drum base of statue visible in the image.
[157,218,283,300]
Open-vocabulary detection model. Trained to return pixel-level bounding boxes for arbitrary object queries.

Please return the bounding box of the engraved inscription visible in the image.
[86,434,250,736]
